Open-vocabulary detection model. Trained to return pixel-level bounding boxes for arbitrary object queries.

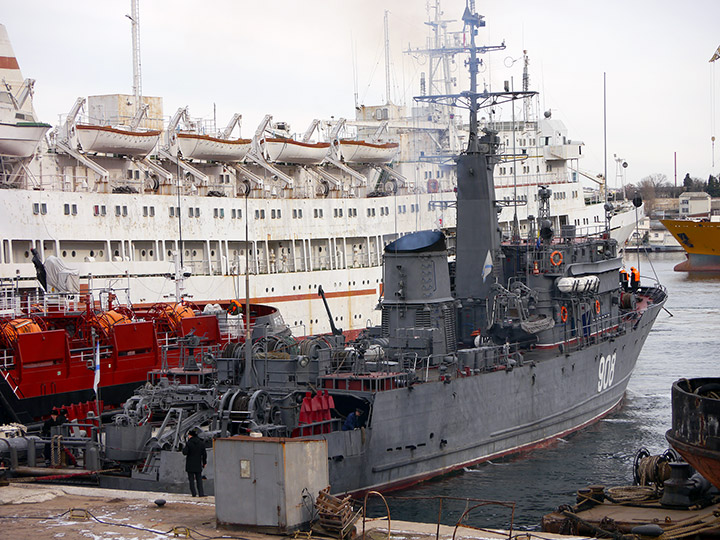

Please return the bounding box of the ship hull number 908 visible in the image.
[597,352,617,392]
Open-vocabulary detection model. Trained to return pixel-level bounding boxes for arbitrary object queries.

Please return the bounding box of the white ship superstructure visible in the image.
[0,11,640,338]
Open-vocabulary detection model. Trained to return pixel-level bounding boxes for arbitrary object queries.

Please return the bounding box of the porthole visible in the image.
[266,288,269,293]
[192,250,197,257]
[62,250,67,257]
[141,250,146,257]
[71,251,76,257]
[114,250,120,257]
[24,251,29,259]
[99,251,104,257]
[168,250,172,257]
[149,250,153,257]
[211,250,215,256]
[90,250,95,257]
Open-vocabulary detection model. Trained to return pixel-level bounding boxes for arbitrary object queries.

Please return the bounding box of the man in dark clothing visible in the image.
[41,409,59,463]
[342,407,363,431]
[182,429,207,497]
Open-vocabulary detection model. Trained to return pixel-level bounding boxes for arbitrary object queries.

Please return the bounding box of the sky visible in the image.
[3,0,720,190]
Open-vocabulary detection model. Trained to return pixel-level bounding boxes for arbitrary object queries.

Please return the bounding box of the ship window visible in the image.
[135,170,140,180]
[260,209,265,218]
[115,205,121,216]
[170,207,175,217]
[64,203,70,215]
[293,209,297,218]
[141,250,146,257]
[101,205,106,216]
[192,250,197,257]
[298,209,302,218]
[255,209,259,219]
[277,209,281,218]
[214,208,218,218]
[33,203,39,215]
[62,250,67,257]
[41,203,47,215]
[232,209,236,219]
[90,250,95,257]
[144,206,149,217]
[72,204,77,215]
[71,251,76,258]
[123,206,128,216]
[127,170,133,179]
[271,209,276,219]
[149,250,153,257]
[238,209,242,218]
[219,208,224,218]
[189,208,194,218]
[93,205,99,216]
[168,250,172,257]
[195,207,200,217]
[150,207,155,217]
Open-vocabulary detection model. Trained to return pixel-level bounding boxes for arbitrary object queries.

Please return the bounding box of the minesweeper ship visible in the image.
[0,3,667,497]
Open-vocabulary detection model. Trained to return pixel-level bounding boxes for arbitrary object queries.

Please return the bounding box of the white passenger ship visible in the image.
[0,13,637,338]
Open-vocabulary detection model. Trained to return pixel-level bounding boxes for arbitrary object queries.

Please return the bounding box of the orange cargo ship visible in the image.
[661,219,720,271]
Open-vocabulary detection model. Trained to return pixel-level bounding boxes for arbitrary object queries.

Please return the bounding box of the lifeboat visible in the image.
[0,121,51,157]
[75,124,161,157]
[555,275,600,294]
[262,137,330,165]
[177,132,251,162]
[338,139,399,164]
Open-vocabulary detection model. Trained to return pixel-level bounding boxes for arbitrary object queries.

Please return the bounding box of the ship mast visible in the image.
[384,10,392,105]
[128,0,142,114]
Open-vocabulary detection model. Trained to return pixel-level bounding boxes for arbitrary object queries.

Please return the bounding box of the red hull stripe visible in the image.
[252,288,376,304]
[0,56,20,69]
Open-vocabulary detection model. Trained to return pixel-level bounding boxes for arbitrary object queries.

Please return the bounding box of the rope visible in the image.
[637,454,672,487]
[605,485,659,505]
[658,510,720,540]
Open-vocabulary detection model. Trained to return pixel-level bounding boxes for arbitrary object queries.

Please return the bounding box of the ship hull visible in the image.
[322,297,663,495]
[661,220,720,271]
[666,378,720,491]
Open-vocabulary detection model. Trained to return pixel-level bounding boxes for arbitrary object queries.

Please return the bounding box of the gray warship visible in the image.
[4,4,666,495]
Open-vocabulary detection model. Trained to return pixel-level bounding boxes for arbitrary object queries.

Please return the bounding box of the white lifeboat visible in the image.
[177,132,251,162]
[262,137,330,165]
[338,139,399,164]
[76,124,161,157]
[555,275,600,294]
[0,121,51,157]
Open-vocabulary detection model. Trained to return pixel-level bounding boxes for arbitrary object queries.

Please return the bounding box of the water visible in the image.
[367,252,720,530]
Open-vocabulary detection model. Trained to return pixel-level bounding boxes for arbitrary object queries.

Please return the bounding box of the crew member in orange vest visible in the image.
[630,267,640,291]
[619,268,629,291]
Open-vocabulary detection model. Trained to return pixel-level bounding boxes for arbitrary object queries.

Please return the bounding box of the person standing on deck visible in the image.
[182,429,207,497]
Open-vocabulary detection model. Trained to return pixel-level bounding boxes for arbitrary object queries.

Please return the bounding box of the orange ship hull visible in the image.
[661,219,720,271]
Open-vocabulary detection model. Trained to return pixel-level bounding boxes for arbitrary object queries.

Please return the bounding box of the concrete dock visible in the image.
[0,483,591,540]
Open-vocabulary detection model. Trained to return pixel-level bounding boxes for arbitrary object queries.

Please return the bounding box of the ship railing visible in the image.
[0,279,22,317]
[0,349,15,370]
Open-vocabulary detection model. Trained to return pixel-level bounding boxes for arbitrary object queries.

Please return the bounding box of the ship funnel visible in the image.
[381,230,456,357]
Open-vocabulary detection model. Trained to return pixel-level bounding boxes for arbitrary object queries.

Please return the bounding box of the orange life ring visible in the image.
[550,250,563,266]
[595,299,601,314]
[427,178,440,193]
[560,306,568,323]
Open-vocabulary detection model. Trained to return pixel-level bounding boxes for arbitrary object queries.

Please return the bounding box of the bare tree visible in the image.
[636,173,668,214]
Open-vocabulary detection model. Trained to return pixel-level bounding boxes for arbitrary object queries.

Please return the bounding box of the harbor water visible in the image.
[370,252,720,530]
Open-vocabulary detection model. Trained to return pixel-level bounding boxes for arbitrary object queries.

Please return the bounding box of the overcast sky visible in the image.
[3,0,720,190]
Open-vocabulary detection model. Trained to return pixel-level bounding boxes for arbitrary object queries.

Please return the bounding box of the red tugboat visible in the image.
[0,277,286,424]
